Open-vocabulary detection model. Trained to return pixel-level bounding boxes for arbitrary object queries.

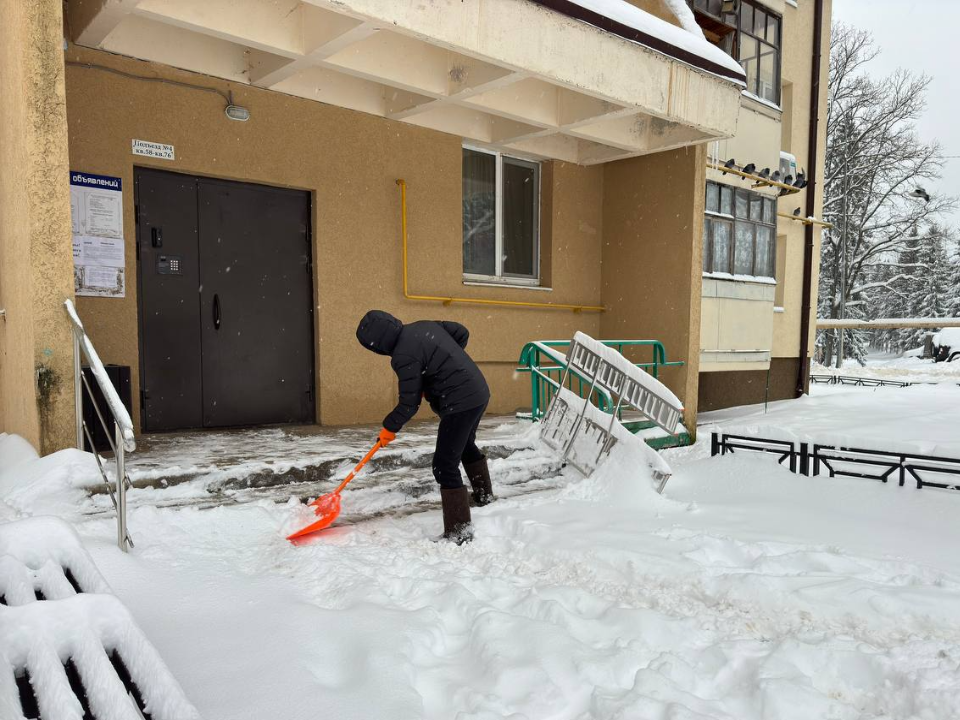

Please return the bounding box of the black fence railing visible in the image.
[711,432,960,490]
[809,374,912,388]
[809,374,960,388]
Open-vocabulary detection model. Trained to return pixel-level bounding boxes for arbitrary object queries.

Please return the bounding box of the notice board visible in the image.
[70,171,125,297]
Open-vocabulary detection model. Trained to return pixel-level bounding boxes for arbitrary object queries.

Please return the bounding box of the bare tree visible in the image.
[819,24,957,366]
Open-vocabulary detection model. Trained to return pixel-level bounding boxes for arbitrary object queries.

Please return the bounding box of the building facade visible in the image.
[693,0,830,410]
[0,0,829,453]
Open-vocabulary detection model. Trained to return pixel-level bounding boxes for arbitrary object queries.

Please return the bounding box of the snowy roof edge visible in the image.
[528,0,747,85]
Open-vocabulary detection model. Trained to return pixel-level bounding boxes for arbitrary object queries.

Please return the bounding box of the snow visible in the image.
[547,386,672,481]
[0,518,201,720]
[4,384,960,719]
[705,383,960,457]
[71,445,960,720]
[572,330,683,410]
[812,354,960,385]
[659,0,704,36]
[0,434,100,522]
[703,271,777,285]
[0,517,111,601]
[1,594,202,720]
[933,327,960,348]
[563,0,746,80]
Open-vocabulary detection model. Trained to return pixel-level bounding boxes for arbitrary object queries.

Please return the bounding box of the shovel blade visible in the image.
[286,511,339,541]
[287,493,341,541]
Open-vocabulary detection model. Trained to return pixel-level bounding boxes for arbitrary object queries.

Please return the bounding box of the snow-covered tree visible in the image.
[818,24,957,366]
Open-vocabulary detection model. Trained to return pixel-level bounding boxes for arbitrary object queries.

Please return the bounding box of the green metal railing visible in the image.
[516,339,684,421]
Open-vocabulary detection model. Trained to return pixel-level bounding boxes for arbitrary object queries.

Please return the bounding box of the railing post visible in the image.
[74,333,83,450]
[115,423,128,552]
[532,349,541,420]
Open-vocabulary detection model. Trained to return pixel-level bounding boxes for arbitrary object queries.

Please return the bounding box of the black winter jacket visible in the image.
[356,311,490,433]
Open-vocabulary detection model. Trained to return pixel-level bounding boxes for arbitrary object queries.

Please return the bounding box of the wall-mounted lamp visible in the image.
[225,104,250,121]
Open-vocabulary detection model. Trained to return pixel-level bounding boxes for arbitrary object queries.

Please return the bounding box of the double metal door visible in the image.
[136,168,314,431]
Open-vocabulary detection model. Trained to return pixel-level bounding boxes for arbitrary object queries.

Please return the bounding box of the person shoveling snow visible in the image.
[356,310,493,543]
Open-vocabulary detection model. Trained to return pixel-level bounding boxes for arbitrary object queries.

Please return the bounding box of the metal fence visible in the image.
[810,374,960,388]
[711,432,960,490]
[517,339,683,422]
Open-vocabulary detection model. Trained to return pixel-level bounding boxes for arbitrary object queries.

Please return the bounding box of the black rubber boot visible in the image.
[463,457,496,507]
[439,487,473,545]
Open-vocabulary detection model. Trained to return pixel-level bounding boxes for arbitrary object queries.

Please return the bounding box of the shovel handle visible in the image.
[332,440,382,496]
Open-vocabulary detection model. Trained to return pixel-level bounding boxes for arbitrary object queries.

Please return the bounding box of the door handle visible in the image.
[213,293,221,330]
[151,227,163,248]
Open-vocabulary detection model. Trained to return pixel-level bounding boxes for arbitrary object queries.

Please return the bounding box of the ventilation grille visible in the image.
[13,649,153,720]
[0,518,201,720]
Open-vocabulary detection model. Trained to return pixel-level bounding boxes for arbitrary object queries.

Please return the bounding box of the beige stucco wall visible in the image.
[64,45,607,431]
[0,0,77,453]
[600,145,705,434]
[700,0,831,378]
[773,0,831,360]
[697,0,831,410]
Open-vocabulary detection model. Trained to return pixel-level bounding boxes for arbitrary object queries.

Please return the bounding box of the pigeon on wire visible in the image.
[793,207,802,217]
[742,162,756,175]
[757,167,771,180]
[722,158,737,175]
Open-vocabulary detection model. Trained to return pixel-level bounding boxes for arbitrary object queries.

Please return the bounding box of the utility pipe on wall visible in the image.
[797,0,825,396]
[817,318,960,330]
[396,179,605,313]
[776,213,832,228]
[705,162,803,195]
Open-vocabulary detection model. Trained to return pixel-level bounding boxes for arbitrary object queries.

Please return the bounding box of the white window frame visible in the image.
[702,181,778,280]
[462,144,541,286]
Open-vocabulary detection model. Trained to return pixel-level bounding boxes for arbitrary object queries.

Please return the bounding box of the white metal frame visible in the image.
[462,144,541,285]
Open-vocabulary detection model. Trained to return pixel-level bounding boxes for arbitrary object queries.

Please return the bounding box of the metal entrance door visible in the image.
[136,168,314,431]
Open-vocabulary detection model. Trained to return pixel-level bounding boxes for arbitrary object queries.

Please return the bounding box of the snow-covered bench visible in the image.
[0,517,201,720]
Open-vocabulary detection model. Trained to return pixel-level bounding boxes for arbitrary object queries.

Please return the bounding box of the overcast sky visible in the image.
[832,0,960,227]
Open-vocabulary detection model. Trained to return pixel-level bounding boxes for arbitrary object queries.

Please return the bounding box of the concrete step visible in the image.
[83,446,564,520]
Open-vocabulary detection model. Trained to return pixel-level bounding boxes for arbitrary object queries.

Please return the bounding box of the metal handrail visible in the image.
[64,299,135,551]
[516,339,683,421]
[524,341,615,413]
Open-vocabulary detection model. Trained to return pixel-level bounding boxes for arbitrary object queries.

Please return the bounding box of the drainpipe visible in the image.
[796,0,825,396]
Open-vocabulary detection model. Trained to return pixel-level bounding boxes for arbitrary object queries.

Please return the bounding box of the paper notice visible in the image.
[70,171,126,297]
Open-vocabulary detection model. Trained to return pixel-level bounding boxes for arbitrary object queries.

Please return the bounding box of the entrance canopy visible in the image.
[69,0,744,164]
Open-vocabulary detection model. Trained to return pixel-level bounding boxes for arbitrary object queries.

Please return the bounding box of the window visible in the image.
[703,181,776,279]
[462,147,540,283]
[691,0,782,104]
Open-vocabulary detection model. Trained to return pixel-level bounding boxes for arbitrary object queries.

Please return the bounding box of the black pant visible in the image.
[432,403,487,489]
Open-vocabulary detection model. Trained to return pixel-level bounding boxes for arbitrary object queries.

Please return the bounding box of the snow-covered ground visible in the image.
[813,352,960,385]
[701,382,960,457]
[4,384,960,719]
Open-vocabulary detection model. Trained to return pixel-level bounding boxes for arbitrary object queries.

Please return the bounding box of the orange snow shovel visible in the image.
[286,440,383,541]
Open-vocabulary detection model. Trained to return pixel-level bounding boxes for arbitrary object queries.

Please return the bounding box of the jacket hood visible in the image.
[356,310,403,356]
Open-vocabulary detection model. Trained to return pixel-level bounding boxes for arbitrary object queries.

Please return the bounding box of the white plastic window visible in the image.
[462,146,540,284]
